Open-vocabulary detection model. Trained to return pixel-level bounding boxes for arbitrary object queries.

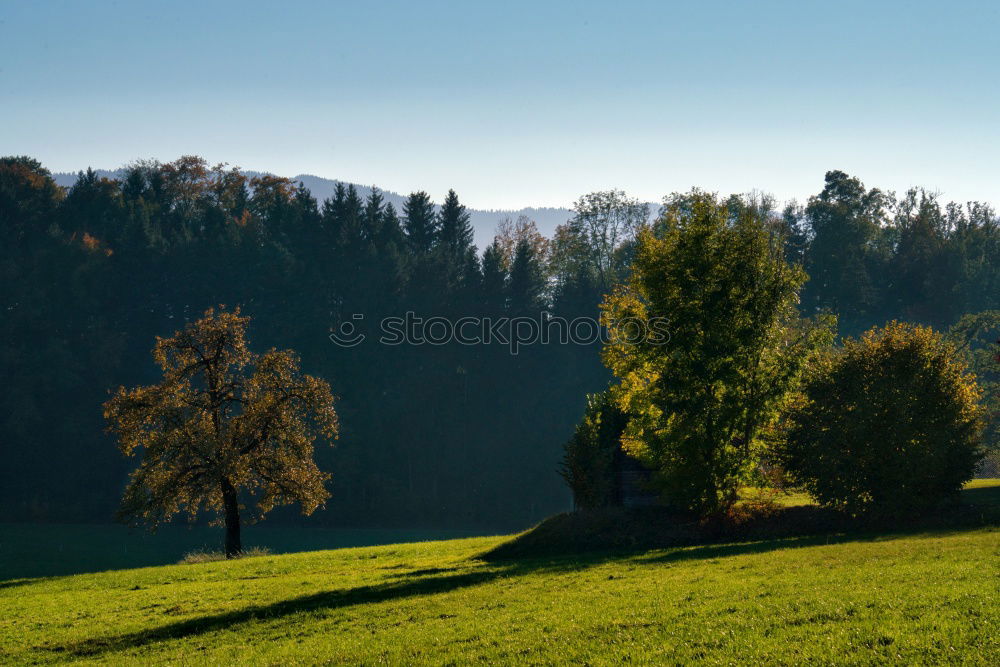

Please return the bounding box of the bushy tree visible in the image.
[949,311,1000,470]
[494,215,550,269]
[560,391,628,510]
[802,170,891,333]
[567,190,648,290]
[603,191,831,517]
[104,308,338,557]
[781,322,984,516]
[0,156,64,246]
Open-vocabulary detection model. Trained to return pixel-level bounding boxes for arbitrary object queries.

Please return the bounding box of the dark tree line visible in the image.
[1,157,998,528]
[782,170,1000,334]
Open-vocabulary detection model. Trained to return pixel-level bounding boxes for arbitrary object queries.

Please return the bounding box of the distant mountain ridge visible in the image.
[52,169,575,249]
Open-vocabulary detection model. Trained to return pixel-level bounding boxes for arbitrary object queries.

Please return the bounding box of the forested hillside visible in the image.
[2,156,998,528]
[51,170,579,251]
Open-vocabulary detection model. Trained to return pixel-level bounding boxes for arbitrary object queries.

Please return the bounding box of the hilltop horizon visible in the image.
[51,167,586,249]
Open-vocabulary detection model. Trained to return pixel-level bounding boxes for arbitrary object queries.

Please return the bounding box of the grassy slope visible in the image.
[0,524,491,580]
[2,483,998,665]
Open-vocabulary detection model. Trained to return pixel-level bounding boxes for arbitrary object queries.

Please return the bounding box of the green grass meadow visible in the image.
[0,524,491,581]
[2,482,998,664]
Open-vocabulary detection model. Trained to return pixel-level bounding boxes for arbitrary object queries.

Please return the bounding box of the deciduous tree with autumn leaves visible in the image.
[104,307,338,557]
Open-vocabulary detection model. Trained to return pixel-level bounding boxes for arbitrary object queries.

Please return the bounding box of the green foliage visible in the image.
[0,156,64,245]
[434,189,479,294]
[5,156,1000,530]
[800,170,891,331]
[402,190,438,254]
[782,322,985,516]
[949,310,1000,458]
[437,189,474,260]
[1,155,597,529]
[603,191,833,517]
[479,240,508,313]
[559,391,628,510]
[507,237,546,314]
[789,171,1000,335]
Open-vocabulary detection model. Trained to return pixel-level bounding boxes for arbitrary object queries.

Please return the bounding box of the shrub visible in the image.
[560,391,628,510]
[781,321,985,516]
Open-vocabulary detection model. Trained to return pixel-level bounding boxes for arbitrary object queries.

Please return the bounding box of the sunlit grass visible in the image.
[178,546,272,565]
[743,477,997,508]
[739,486,815,507]
[1,480,997,665]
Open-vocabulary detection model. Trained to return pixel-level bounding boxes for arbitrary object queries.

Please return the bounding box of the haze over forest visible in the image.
[52,170,586,250]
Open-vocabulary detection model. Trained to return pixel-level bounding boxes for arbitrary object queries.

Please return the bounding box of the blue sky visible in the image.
[2,0,998,209]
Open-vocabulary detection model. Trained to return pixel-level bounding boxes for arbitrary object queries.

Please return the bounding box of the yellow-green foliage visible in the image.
[782,321,985,515]
[602,191,833,516]
[2,482,998,665]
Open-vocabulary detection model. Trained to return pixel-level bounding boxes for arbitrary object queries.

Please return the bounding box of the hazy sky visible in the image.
[2,0,998,209]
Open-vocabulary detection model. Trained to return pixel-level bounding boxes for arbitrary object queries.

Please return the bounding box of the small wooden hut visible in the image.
[613,448,659,507]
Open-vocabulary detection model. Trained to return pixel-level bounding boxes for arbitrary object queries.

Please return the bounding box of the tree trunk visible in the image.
[221,479,241,558]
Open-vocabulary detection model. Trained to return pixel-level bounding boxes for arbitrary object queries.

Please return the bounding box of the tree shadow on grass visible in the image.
[482,497,1000,564]
[53,571,493,657]
[633,530,901,566]
[51,557,595,659]
[41,487,1000,658]
[0,577,42,590]
[636,517,1000,567]
[962,483,1000,506]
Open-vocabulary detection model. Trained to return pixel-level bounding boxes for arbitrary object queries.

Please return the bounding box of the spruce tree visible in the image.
[343,184,365,245]
[403,191,438,254]
[438,189,475,260]
[363,187,385,244]
[378,202,405,251]
[507,237,546,315]
[480,240,508,313]
[322,183,348,248]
